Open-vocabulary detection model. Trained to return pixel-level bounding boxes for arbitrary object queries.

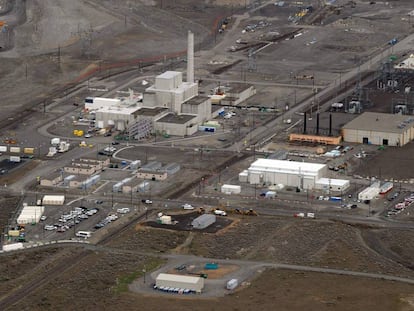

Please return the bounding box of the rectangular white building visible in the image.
[156,273,204,292]
[221,184,241,194]
[247,159,327,190]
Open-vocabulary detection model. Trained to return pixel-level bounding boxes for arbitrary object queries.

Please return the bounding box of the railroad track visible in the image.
[0,211,148,309]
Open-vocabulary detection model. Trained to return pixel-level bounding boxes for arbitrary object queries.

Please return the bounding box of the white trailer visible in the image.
[3,243,24,252]
[221,184,241,194]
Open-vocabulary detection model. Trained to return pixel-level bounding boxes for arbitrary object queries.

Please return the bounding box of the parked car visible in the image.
[142,199,153,204]
[182,204,194,210]
[95,200,103,204]
[44,225,57,231]
[40,215,47,221]
[214,209,227,216]
[117,208,130,214]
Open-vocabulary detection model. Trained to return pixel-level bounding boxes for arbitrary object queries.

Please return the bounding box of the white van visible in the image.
[76,231,92,239]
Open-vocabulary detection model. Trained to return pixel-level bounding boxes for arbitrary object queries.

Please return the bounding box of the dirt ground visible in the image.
[3,247,413,311]
[1,1,414,309]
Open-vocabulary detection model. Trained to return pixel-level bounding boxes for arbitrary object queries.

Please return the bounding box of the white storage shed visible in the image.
[221,184,241,194]
[156,273,204,293]
[42,195,65,205]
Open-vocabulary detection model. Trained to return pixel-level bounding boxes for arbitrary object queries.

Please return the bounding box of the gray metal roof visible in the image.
[342,112,414,133]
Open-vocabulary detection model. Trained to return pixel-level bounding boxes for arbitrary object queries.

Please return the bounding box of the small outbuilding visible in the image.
[156,273,204,293]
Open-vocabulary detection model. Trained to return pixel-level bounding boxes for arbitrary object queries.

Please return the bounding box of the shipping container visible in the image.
[0,146,7,152]
[9,156,21,163]
[204,263,218,270]
[23,147,35,154]
[9,146,21,153]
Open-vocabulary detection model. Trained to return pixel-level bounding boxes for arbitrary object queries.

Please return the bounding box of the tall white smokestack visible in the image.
[187,30,194,83]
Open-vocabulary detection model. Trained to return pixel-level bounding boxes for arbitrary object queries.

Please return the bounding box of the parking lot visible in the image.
[18,197,140,243]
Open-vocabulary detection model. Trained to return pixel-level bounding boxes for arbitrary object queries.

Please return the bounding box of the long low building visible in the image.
[247,159,327,190]
[244,159,349,192]
[155,273,204,293]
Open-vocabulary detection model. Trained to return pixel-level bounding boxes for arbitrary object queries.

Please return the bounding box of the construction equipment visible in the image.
[4,138,17,144]
[234,208,258,216]
[197,207,205,214]
[294,75,314,80]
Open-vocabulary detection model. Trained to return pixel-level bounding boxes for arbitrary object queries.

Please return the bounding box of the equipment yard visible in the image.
[0,0,414,310]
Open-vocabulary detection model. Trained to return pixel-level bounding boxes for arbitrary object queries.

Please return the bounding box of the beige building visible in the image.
[221,83,256,106]
[64,158,110,175]
[342,112,414,147]
[40,172,63,187]
[137,170,168,181]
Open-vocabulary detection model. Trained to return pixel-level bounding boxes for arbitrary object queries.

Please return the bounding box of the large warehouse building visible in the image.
[155,273,204,293]
[244,159,349,192]
[342,112,414,147]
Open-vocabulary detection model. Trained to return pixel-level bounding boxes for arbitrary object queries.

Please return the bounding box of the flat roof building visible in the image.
[342,112,414,147]
[155,273,204,293]
[245,159,349,191]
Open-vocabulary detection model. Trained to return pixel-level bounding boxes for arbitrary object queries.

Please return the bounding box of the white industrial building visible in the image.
[155,273,204,293]
[358,182,381,201]
[342,112,414,147]
[84,31,214,137]
[245,159,350,192]
[17,205,45,224]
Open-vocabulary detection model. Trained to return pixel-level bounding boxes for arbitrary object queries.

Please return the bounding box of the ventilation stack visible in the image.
[303,112,307,134]
[316,112,320,135]
[187,30,194,83]
[329,113,333,136]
